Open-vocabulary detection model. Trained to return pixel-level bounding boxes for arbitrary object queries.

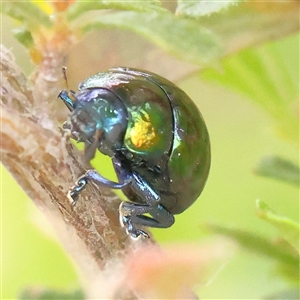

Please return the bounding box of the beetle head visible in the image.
[59,88,128,159]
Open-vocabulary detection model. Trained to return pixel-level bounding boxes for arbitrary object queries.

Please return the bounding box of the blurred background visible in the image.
[1,3,299,299]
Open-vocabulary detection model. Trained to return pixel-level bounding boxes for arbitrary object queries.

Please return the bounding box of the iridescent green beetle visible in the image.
[59,67,211,238]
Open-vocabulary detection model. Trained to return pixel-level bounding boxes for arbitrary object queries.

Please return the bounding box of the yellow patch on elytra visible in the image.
[129,113,156,149]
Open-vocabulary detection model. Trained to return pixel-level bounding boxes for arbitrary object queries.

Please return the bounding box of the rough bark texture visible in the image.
[0,45,146,299]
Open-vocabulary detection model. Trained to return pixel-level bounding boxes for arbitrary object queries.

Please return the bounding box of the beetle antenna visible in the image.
[62,66,76,103]
[62,66,69,91]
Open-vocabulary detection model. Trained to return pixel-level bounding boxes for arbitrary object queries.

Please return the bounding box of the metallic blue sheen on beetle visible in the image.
[58,67,211,238]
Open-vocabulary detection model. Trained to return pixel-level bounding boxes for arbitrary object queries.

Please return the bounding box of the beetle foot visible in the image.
[121,216,150,239]
[67,177,88,206]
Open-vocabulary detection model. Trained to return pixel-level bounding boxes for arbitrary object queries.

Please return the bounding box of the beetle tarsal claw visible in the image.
[120,213,150,239]
[136,230,150,239]
[67,177,88,206]
[67,190,78,206]
[129,228,150,239]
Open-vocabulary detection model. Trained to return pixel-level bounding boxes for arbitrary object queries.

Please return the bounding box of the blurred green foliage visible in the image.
[19,288,84,300]
[201,41,299,143]
[255,155,299,187]
[256,200,299,253]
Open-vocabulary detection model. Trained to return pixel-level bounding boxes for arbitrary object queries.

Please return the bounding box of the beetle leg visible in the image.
[67,169,132,206]
[84,129,103,163]
[119,172,175,238]
[119,202,174,238]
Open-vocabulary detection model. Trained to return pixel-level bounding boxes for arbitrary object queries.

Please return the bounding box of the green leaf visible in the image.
[12,27,34,49]
[1,2,51,28]
[208,224,298,266]
[208,224,299,283]
[255,156,299,186]
[256,200,300,252]
[73,10,222,66]
[201,41,299,142]
[19,288,85,300]
[176,0,243,17]
[67,0,165,21]
[263,289,300,300]
[197,3,299,56]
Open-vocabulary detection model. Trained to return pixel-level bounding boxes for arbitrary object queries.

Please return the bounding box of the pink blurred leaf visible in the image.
[121,240,234,299]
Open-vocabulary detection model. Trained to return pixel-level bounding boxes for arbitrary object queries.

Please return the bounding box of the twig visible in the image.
[0,44,146,299]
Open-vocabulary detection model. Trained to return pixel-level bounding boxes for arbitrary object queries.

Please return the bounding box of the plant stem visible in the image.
[0,44,147,299]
